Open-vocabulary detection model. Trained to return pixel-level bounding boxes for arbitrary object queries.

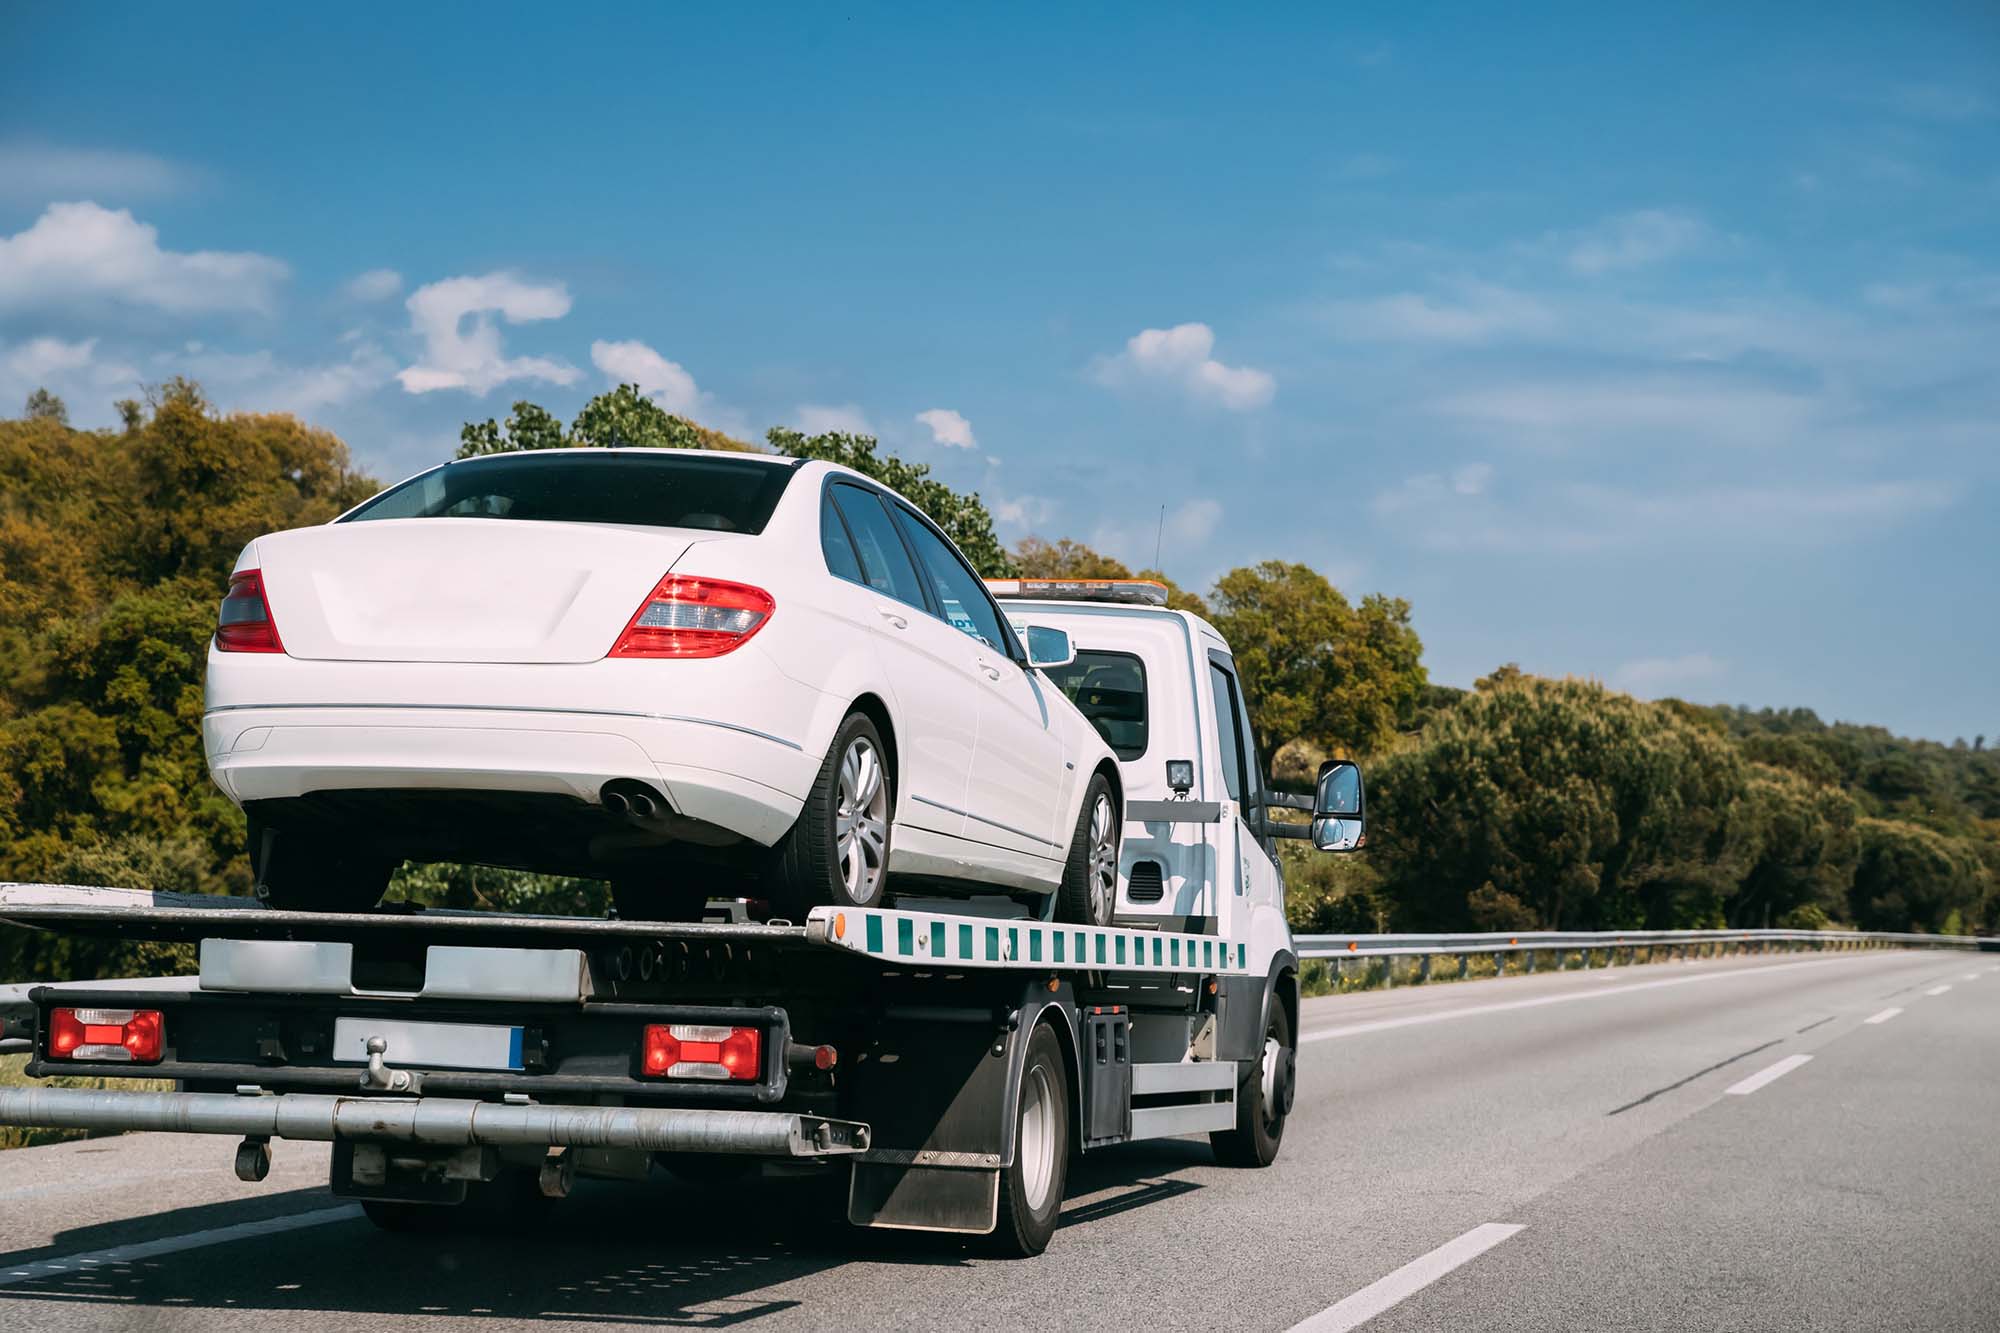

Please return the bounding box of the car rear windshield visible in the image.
[341,452,798,534]
[1044,650,1148,759]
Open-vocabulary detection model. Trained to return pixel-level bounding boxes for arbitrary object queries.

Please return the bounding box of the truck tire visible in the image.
[1210,998,1293,1167]
[249,815,394,913]
[991,1023,1069,1256]
[1055,774,1118,927]
[771,712,892,916]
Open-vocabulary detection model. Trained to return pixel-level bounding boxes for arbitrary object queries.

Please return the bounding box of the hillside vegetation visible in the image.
[1,383,1992,983]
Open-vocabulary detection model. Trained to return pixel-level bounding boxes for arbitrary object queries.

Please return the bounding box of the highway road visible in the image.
[2,947,1995,1332]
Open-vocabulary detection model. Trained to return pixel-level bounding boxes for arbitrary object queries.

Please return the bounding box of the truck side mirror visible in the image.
[1312,759,1365,853]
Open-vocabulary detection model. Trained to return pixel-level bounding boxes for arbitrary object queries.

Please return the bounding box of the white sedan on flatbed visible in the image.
[203,448,1123,924]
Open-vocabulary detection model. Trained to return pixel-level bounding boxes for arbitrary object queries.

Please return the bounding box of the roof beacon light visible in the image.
[984,578,1169,607]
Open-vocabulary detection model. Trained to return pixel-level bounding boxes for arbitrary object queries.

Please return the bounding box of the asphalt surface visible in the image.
[1,947,1994,1332]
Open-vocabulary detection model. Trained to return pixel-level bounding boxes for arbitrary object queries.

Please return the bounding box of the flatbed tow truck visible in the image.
[0,581,1364,1256]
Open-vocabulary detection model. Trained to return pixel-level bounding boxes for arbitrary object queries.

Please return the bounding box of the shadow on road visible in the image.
[0,1142,1213,1325]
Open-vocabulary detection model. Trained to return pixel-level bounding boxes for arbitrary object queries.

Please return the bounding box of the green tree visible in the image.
[769,427,1015,577]
[1013,537,1134,579]
[458,387,756,459]
[23,388,67,425]
[1849,818,1988,933]
[1206,561,1426,767]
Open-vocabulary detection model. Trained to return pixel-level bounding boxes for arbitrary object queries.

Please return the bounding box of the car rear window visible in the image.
[1045,650,1148,759]
[342,452,798,534]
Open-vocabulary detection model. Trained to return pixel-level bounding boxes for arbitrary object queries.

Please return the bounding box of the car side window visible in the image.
[1209,662,1248,803]
[893,506,1012,652]
[820,488,864,583]
[829,484,927,610]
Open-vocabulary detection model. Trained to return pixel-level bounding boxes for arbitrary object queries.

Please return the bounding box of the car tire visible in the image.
[248,815,395,913]
[771,712,892,916]
[990,1023,1069,1257]
[1054,773,1118,927]
[1210,997,1293,1168]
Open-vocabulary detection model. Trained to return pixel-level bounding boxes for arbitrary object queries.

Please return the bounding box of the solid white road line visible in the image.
[1288,1223,1525,1333]
[0,1205,362,1289]
[1725,1054,1812,1096]
[1925,985,1952,997]
[1962,973,1979,981]
[1300,955,1876,1046]
[1863,1007,1903,1025]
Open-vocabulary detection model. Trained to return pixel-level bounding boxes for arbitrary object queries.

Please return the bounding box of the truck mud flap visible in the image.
[849,1158,1000,1235]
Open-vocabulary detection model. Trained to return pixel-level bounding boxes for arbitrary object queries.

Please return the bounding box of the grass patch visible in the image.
[0,1053,173,1151]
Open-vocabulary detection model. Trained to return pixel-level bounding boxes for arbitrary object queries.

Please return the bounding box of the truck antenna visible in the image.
[1153,504,1165,571]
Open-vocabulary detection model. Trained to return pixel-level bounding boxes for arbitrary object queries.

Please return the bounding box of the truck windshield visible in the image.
[1044,650,1148,759]
[342,452,797,534]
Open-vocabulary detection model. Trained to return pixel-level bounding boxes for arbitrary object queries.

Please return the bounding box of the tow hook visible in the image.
[360,1035,421,1093]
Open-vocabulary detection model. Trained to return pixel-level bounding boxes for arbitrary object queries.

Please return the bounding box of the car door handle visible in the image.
[876,604,909,630]
[975,658,1004,681]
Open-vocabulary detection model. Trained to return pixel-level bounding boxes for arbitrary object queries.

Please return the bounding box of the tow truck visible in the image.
[0,580,1364,1256]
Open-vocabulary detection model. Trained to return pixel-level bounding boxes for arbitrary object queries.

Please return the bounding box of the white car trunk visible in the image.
[253,519,699,663]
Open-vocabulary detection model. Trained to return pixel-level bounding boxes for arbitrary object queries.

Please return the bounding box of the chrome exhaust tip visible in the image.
[629,792,659,820]
[603,792,630,816]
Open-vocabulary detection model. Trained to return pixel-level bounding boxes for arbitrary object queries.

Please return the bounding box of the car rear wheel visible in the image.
[771,713,892,916]
[1054,774,1118,927]
[248,815,394,913]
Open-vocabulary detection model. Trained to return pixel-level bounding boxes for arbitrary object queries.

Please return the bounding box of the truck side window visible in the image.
[1209,662,1248,803]
[830,484,927,611]
[1045,650,1148,759]
[820,488,864,583]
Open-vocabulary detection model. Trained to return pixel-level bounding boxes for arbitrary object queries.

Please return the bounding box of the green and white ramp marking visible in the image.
[805,907,1250,974]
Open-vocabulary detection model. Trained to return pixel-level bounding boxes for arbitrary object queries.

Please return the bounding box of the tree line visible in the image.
[1,382,1992,981]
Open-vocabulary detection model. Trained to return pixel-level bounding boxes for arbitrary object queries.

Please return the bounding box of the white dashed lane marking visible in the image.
[1288,1223,1525,1333]
[1725,1054,1813,1096]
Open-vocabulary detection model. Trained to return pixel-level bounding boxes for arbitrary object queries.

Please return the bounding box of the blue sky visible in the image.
[3,4,1995,741]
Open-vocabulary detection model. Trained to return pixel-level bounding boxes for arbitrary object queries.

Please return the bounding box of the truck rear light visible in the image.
[610,576,773,659]
[215,569,284,653]
[641,1024,761,1081]
[48,1007,164,1063]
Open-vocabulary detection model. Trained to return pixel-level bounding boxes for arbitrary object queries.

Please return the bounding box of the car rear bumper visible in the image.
[205,704,818,846]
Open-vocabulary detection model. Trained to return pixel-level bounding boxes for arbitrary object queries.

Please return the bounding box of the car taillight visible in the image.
[641,1024,762,1081]
[610,576,773,659]
[47,1008,164,1063]
[215,569,284,653]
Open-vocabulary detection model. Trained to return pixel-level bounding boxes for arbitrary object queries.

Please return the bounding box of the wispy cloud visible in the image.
[0,142,194,203]
[0,201,287,314]
[341,268,403,302]
[1560,209,1712,275]
[793,403,872,436]
[1091,322,1275,411]
[396,272,578,395]
[1613,653,1727,698]
[590,338,703,416]
[1879,82,1993,122]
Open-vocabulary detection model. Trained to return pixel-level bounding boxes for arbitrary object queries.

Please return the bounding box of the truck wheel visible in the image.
[249,815,394,913]
[772,713,892,915]
[992,1024,1069,1256]
[1210,999,1293,1168]
[1054,774,1118,927]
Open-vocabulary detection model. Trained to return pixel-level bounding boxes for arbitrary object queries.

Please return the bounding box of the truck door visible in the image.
[1206,655,1282,922]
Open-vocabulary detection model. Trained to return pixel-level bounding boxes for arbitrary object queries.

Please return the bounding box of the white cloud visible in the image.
[1436,376,1819,449]
[4,336,97,381]
[396,272,579,395]
[0,143,192,203]
[1564,210,1711,275]
[915,408,976,448]
[0,336,141,425]
[1322,285,1561,343]
[590,338,702,415]
[1452,463,1494,495]
[991,493,1058,530]
[1089,498,1223,566]
[342,268,403,302]
[1613,653,1726,698]
[1166,498,1222,544]
[1092,322,1275,411]
[793,403,873,436]
[0,201,288,314]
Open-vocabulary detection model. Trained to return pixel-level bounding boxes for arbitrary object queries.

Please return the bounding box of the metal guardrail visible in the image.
[1294,928,1983,984]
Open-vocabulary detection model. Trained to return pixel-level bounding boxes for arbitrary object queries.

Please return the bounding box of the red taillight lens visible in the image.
[610,577,773,659]
[48,1007,164,1063]
[215,569,284,653]
[641,1024,762,1081]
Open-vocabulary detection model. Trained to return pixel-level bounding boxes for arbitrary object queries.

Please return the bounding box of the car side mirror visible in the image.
[1312,759,1365,852]
[1022,624,1076,669]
